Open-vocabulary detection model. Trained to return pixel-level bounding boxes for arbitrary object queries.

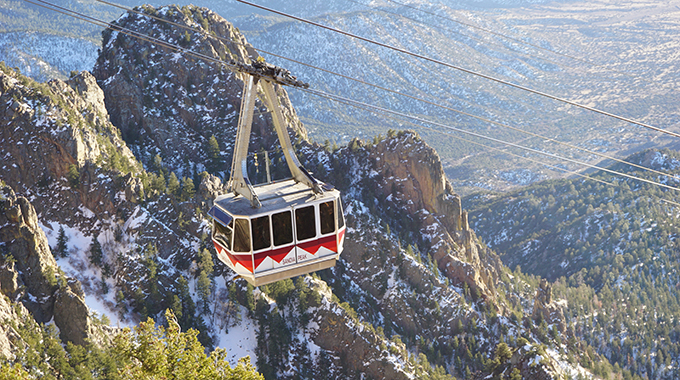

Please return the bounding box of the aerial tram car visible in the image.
[209,59,345,287]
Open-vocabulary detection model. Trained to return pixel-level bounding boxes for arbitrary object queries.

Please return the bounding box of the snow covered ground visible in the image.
[40,219,133,328]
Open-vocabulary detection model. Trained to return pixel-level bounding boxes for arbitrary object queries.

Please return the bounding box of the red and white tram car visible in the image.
[210,179,345,286]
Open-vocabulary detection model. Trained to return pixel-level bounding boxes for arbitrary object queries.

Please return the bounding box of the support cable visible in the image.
[25,0,680,196]
[384,0,655,85]
[316,90,615,188]
[235,0,680,139]
[343,0,582,75]
[93,0,680,183]
[301,87,680,193]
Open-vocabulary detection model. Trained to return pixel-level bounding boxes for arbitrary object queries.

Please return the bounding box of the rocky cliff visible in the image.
[0,184,96,346]
[333,132,502,304]
[93,4,307,176]
[0,64,141,230]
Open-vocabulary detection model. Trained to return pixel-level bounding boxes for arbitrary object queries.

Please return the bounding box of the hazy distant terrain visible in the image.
[2,0,678,194]
[239,0,680,194]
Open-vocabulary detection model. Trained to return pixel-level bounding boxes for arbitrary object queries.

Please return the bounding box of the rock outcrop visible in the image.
[0,66,141,229]
[0,184,93,345]
[345,131,502,303]
[93,5,307,174]
[306,278,412,380]
[532,278,566,334]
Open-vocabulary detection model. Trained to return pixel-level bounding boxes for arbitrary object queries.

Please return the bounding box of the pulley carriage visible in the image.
[209,59,345,286]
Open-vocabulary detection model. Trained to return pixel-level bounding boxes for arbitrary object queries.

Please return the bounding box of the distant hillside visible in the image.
[238,0,680,194]
[4,0,679,194]
[465,148,680,379]
[0,32,98,81]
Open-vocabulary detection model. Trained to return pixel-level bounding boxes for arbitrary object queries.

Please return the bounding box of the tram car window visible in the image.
[295,206,316,240]
[319,201,335,235]
[233,218,251,252]
[272,211,293,246]
[251,215,272,251]
[213,220,233,251]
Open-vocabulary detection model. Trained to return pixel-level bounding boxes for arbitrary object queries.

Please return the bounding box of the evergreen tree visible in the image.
[196,271,211,315]
[167,172,180,196]
[151,153,164,173]
[180,176,196,201]
[206,134,222,173]
[150,172,166,194]
[112,310,263,379]
[88,235,103,267]
[67,164,80,188]
[177,275,196,330]
[55,226,68,258]
[0,363,31,380]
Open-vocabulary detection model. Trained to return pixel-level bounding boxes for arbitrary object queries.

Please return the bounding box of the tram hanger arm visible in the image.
[229,74,263,208]
[229,72,323,208]
[260,80,324,194]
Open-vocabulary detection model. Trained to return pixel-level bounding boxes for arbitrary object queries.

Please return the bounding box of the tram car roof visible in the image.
[211,179,341,221]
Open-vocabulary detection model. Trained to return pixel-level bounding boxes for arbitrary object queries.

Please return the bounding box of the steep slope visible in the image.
[92,4,308,178]
[0,183,105,347]
[0,61,208,333]
[465,149,680,379]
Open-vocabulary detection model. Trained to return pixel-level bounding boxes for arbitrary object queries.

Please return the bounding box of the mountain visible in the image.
[464,149,680,379]
[4,0,679,194]
[0,4,624,379]
[0,182,107,348]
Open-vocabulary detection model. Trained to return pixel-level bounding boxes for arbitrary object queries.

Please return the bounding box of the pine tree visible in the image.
[206,134,222,173]
[177,275,196,330]
[198,248,214,277]
[509,368,522,380]
[56,226,68,258]
[111,310,263,379]
[67,164,80,188]
[180,176,196,201]
[88,235,103,267]
[151,153,163,173]
[167,172,180,196]
[150,172,166,194]
[197,271,211,315]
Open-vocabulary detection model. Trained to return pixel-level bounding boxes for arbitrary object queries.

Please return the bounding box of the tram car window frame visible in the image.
[213,219,233,251]
[251,215,272,252]
[319,200,336,235]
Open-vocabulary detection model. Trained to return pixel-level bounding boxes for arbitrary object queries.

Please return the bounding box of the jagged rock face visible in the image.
[0,185,93,345]
[533,278,566,334]
[305,278,412,380]
[53,285,91,346]
[0,185,59,318]
[340,132,501,303]
[0,67,140,227]
[93,5,307,175]
[0,294,26,361]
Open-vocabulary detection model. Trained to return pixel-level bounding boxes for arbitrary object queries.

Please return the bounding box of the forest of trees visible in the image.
[1,308,262,379]
[466,148,680,379]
